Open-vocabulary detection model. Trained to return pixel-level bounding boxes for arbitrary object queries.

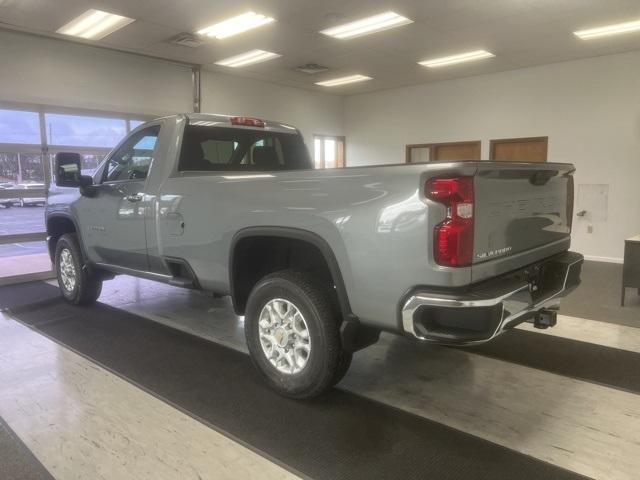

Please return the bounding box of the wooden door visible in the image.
[406,141,481,163]
[431,142,481,161]
[490,137,548,162]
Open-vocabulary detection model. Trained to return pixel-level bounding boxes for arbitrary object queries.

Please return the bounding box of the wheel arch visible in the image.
[229,227,355,323]
[46,213,86,261]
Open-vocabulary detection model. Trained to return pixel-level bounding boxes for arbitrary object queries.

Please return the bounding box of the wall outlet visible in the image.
[587,225,593,233]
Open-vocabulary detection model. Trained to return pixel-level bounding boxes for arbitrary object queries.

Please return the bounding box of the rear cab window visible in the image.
[178,125,311,172]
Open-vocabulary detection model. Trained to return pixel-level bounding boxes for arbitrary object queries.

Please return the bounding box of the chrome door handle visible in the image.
[126,194,143,202]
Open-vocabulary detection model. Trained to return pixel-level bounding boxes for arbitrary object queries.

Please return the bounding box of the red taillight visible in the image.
[230,116,265,127]
[426,177,474,267]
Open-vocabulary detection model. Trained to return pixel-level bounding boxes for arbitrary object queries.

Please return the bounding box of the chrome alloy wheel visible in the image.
[58,248,77,292]
[258,298,311,375]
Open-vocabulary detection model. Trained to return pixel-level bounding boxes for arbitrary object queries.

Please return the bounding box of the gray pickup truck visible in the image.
[47,113,583,398]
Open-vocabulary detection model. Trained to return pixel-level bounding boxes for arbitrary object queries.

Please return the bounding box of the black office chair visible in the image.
[181,141,213,171]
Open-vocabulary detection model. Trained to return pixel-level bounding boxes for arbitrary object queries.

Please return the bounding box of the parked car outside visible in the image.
[0,182,18,208]
[16,183,46,207]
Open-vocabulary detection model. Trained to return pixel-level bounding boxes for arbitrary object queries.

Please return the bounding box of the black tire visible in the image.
[244,270,352,399]
[331,349,353,386]
[55,233,102,305]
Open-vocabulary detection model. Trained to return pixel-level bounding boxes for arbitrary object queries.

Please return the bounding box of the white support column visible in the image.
[16,152,22,184]
[38,110,51,190]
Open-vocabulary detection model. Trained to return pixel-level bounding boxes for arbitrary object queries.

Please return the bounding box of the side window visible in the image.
[104,126,160,182]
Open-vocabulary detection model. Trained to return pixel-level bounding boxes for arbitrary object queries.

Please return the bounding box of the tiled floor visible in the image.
[100,276,640,478]
[0,253,52,285]
[0,273,637,480]
[0,314,297,480]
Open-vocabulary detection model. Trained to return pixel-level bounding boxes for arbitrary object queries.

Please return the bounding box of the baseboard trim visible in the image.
[583,255,623,264]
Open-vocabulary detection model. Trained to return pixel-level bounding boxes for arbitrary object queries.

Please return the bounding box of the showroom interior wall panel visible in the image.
[344,50,640,262]
[0,30,193,116]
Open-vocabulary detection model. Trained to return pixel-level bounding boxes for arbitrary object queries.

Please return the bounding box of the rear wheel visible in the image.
[244,270,352,399]
[331,349,353,386]
[55,233,102,305]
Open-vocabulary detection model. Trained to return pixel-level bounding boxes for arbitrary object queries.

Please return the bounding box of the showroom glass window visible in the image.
[0,109,43,185]
[0,108,46,258]
[0,109,41,144]
[44,113,127,148]
[104,126,160,182]
[130,120,146,130]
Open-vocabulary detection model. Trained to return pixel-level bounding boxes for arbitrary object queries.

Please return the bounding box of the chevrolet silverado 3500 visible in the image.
[46,114,583,398]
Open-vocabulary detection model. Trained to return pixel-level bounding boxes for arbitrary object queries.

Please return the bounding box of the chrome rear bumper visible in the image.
[401,251,583,345]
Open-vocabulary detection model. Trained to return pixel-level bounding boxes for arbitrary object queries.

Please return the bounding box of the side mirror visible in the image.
[55,152,82,187]
[55,152,93,191]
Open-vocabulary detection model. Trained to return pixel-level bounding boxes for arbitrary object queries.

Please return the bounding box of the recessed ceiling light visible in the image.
[418,50,495,68]
[574,19,640,39]
[215,50,281,68]
[198,12,275,39]
[315,75,372,87]
[320,11,412,39]
[56,9,134,40]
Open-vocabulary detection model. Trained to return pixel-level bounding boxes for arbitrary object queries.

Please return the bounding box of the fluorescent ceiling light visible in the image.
[315,75,372,87]
[320,11,412,39]
[215,50,281,68]
[198,11,274,39]
[574,19,640,39]
[56,9,134,40]
[418,50,495,68]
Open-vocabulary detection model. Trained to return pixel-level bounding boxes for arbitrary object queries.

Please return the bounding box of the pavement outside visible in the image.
[0,205,47,258]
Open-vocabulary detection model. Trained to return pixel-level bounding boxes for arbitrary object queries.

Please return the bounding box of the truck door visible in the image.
[76,125,160,271]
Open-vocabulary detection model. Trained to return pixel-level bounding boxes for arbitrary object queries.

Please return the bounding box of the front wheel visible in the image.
[244,270,352,399]
[55,233,102,305]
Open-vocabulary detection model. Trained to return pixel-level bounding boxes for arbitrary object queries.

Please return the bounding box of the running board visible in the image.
[168,276,195,288]
[165,257,200,289]
[93,259,200,290]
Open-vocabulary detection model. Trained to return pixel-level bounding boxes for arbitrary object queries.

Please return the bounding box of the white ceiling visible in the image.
[2,0,640,95]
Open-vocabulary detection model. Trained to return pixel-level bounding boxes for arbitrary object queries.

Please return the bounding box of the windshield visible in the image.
[178,125,312,172]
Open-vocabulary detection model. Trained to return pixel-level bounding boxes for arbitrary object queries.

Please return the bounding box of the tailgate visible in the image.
[472,162,574,277]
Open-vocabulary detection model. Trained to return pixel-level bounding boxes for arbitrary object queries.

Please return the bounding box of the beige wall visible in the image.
[344,50,640,262]
[0,30,193,116]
